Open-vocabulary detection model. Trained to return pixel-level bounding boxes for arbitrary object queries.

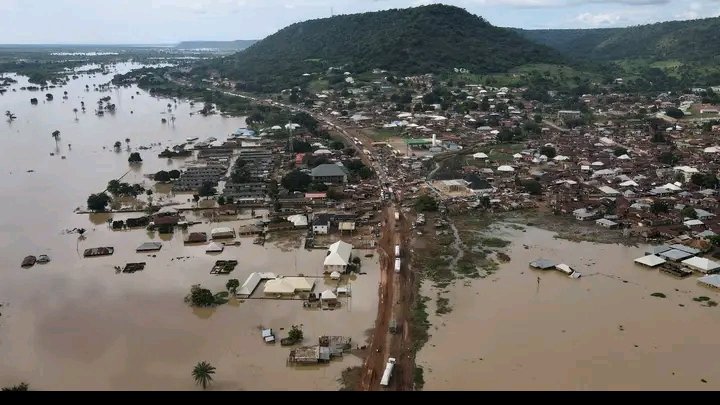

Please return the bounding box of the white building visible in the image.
[264,277,315,296]
[324,240,353,273]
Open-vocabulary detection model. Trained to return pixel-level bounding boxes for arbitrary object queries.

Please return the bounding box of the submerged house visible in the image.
[323,240,353,273]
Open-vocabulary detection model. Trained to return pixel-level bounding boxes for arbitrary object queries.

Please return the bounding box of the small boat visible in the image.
[186,137,198,142]
[37,254,51,264]
[21,255,37,268]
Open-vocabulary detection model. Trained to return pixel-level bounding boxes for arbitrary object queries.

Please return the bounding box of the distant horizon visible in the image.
[0,41,257,47]
[0,1,717,44]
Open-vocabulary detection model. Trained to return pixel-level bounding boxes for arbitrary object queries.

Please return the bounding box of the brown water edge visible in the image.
[416,225,720,390]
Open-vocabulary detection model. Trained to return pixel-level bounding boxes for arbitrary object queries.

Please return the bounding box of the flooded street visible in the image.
[417,225,720,390]
[0,65,379,390]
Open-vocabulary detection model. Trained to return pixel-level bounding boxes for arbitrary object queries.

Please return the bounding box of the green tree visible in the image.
[186,284,216,307]
[226,279,240,295]
[217,196,226,206]
[613,147,628,157]
[691,173,719,189]
[658,151,679,165]
[154,170,171,182]
[128,152,142,163]
[330,141,345,150]
[533,113,543,123]
[539,146,556,159]
[288,325,303,342]
[168,169,181,179]
[650,200,669,215]
[193,194,200,207]
[665,107,684,119]
[87,193,111,212]
[681,206,698,219]
[308,182,329,192]
[496,128,514,143]
[2,382,29,391]
[358,166,373,179]
[198,182,217,199]
[291,140,312,153]
[192,361,216,390]
[281,170,312,192]
[268,180,279,198]
[415,194,438,212]
[522,179,542,195]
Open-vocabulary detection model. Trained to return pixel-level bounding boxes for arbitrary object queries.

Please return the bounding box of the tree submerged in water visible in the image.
[2,382,29,391]
[184,284,229,307]
[192,361,216,390]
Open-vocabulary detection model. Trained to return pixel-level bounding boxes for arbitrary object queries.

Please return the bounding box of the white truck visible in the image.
[394,244,401,257]
[380,357,396,387]
[394,258,401,273]
[394,211,400,221]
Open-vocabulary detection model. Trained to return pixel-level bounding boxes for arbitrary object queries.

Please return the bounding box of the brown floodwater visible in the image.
[0,65,379,390]
[417,225,720,390]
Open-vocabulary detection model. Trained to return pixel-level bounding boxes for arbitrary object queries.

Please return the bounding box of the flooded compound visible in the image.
[0,65,380,390]
[417,225,720,391]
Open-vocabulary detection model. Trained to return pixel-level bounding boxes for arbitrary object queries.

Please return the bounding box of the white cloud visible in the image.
[674,1,720,20]
[575,11,624,26]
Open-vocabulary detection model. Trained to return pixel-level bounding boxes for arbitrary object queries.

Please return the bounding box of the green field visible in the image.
[307,79,329,93]
[444,63,600,90]
[362,127,403,141]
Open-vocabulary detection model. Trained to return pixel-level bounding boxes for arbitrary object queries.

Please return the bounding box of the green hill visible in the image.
[207,4,560,92]
[516,17,720,62]
[176,40,257,51]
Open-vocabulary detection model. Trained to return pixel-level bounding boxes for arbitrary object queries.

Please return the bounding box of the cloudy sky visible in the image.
[0,0,718,44]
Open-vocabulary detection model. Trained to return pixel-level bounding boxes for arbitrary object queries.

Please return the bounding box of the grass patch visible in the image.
[693,296,711,302]
[363,127,403,141]
[411,295,431,353]
[651,292,667,298]
[706,300,718,307]
[307,79,329,93]
[455,260,480,279]
[436,296,452,315]
[413,366,425,390]
[338,366,362,391]
[481,237,510,248]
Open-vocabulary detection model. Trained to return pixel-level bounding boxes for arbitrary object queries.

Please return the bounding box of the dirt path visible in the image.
[360,206,395,390]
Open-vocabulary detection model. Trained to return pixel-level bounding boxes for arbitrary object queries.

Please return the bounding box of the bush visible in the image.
[539,146,556,159]
[415,194,438,212]
[665,107,684,119]
[185,284,216,307]
[87,192,111,212]
[128,152,142,163]
[658,151,679,165]
[522,179,542,195]
[288,326,303,342]
[154,170,171,182]
[281,170,312,192]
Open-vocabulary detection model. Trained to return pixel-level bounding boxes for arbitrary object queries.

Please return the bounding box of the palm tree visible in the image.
[51,130,60,142]
[73,108,78,119]
[192,361,216,390]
